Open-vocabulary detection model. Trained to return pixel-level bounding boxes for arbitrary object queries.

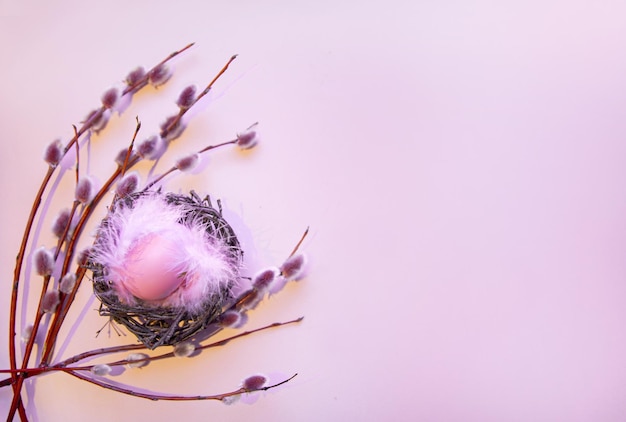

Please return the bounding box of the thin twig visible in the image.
[121,117,141,177]
[66,371,297,402]
[61,317,303,370]
[289,227,310,258]
[144,139,237,191]
[161,55,237,138]
[121,43,195,96]
[7,317,301,385]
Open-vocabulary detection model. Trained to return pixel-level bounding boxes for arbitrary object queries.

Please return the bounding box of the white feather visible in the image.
[90,193,238,311]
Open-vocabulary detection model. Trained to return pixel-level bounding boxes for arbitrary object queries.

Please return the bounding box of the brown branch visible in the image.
[66,370,297,402]
[289,227,310,258]
[143,139,237,191]
[121,117,141,177]
[160,54,237,138]
[1,317,302,414]
[121,43,195,96]
[60,317,303,370]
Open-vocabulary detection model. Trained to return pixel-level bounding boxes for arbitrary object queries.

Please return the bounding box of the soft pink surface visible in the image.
[1,1,626,421]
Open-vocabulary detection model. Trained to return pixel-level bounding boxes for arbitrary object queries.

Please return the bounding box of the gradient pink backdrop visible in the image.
[1,1,626,421]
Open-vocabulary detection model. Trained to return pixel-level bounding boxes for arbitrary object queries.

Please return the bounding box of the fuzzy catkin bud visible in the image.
[115,172,140,197]
[85,109,110,133]
[148,64,171,87]
[137,135,166,160]
[242,374,268,391]
[91,364,112,376]
[175,153,200,172]
[218,310,242,328]
[75,177,95,204]
[43,139,63,167]
[114,147,137,167]
[33,247,54,276]
[239,289,262,311]
[280,254,306,280]
[42,291,60,313]
[76,248,92,267]
[176,85,196,109]
[253,268,277,291]
[126,353,150,369]
[236,129,259,150]
[173,341,195,358]
[160,115,185,141]
[125,66,146,86]
[101,87,119,109]
[51,208,71,238]
[59,273,77,294]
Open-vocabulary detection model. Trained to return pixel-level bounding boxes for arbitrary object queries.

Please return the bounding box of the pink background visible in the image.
[1,1,626,420]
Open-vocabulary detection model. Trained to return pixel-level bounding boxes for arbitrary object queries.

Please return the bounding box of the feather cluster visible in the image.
[89,192,239,313]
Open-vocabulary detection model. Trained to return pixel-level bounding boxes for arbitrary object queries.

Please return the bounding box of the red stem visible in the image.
[289,227,310,258]
[8,165,54,422]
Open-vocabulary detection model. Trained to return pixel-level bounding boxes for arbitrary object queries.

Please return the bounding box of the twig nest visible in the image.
[89,191,243,349]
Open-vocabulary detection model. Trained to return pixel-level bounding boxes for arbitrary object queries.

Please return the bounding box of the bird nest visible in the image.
[89,191,242,349]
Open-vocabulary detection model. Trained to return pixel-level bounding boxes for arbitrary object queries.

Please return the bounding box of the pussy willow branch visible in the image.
[160,54,237,138]
[288,227,310,259]
[41,125,85,357]
[8,165,54,420]
[8,42,196,421]
[38,266,87,365]
[0,318,302,382]
[41,121,141,360]
[120,117,141,177]
[67,371,298,402]
[39,162,135,366]
[121,43,195,96]
[144,139,238,190]
[90,317,303,370]
[23,128,84,375]
[11,113,145,421]
[6,47,302,422]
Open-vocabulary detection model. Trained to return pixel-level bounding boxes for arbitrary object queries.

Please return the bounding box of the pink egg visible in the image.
[121,232,185,301]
